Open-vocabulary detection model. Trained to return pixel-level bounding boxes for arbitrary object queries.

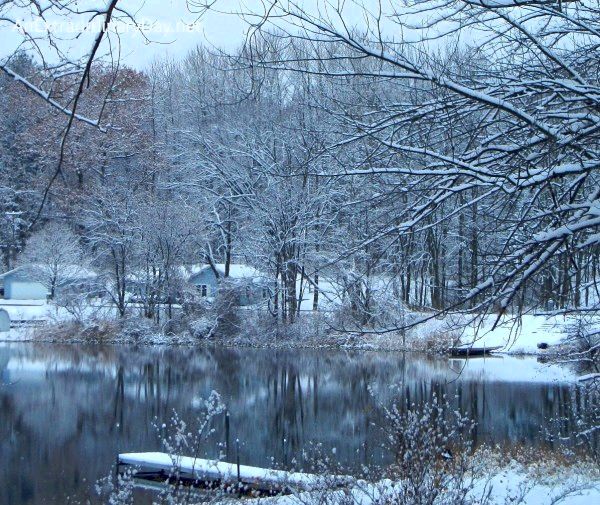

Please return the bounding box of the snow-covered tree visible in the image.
[19,222,88,299]
[228,0,600,324]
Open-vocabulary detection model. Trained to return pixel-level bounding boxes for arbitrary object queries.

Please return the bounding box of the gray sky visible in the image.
[107,0,254,67]
[1,1,466,70]
[1,1,261,69]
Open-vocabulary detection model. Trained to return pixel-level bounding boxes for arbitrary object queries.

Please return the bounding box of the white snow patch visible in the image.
[458,314,581,354]
[260,462,599,504]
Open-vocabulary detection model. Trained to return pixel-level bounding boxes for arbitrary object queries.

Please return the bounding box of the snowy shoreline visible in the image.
[114,451,600,505]
[0,323,574,357]
[0,302,591,359]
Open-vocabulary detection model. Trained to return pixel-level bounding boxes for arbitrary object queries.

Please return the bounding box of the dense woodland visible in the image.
[1,1,599,329]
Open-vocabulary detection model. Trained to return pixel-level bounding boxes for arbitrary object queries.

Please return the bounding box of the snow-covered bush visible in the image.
[546,385,600,467]
[542,316,600,464]
[559,316,600,377]
[100,392,226,505]
[188,316,217,339]
[211,281,242,337]
[180,282,245,339]
[379,393,481,504]
[117,316,158,342]
[267,392,491,505]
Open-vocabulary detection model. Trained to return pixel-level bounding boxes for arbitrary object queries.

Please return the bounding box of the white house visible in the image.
[0,264,97,300]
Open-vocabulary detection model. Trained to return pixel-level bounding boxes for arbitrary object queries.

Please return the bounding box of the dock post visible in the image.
[225,411,230,459]
[115,455,120,492]
[236,439,241,494]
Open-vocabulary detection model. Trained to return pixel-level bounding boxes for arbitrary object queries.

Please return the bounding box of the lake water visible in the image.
[0,342,593,504]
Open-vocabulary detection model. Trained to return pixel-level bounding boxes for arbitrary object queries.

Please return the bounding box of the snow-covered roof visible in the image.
[0,264,97,282]
[183,263,263,280]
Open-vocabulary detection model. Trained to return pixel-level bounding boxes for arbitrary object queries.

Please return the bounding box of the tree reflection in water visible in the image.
[0,343,594,505]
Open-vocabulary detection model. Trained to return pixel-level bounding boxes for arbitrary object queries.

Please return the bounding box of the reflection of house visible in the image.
[182,264,271,306]
[0,264,98,300]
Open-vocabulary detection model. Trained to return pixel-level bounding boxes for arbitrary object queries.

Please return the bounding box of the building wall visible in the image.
[0,309,9,331]
[4,278,48,300]
[189,270,271,306]
[189,270,219,297]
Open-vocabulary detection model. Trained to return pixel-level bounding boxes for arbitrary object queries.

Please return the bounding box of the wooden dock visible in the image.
[118,452,349,495]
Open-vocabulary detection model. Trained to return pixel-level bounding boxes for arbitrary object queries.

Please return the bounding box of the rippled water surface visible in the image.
[0,342,589,504]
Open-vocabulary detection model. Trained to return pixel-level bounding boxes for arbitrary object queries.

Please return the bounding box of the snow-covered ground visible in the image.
[0,299,52,322]
[457,314,586,354]
[254,461,599,505]
[0,299,116,342]
[0,297,593,362]
[296,278,343,312]
[476,463,599,505]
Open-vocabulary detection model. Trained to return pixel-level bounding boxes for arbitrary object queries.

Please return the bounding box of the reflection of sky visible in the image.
[448,355,577,384]
[1,342,578,383]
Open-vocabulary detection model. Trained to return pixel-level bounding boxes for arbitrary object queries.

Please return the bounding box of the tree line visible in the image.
[1,0,599,329]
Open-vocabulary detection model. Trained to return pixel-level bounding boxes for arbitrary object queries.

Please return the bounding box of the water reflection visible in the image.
[0,343,592,505]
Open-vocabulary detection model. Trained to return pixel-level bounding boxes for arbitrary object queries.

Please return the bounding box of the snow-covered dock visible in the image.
[118,452,349,494]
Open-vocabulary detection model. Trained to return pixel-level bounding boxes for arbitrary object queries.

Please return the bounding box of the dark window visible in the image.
[198,284,208,297]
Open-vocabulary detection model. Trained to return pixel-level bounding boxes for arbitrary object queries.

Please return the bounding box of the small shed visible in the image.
[0,267,48,300]
[0,264,97,300]
[0,309,10,332]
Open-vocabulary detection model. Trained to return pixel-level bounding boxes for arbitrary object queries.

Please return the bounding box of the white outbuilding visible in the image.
[0,264,98,300]
[0,308,10,332]
[0,266,49,300]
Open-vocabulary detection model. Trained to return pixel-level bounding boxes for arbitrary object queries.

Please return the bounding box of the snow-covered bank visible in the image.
[248,449,600,505]
[456,314,587,355]
[477,463,599,505]
[115,452,599,505]
[254,464,600,505]
[0,300,591,361]
[335,312,595,357]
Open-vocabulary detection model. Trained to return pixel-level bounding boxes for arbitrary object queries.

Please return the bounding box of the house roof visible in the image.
[183,263,263,280]
[0,264,97,282]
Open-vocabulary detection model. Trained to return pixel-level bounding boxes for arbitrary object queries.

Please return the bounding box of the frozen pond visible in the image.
[0,342,592,504]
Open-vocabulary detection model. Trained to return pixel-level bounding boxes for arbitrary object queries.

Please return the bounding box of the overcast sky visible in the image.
[1,1,471,70]
[2,0,428,70]
[1,1,277,69]
[103,0,257,67]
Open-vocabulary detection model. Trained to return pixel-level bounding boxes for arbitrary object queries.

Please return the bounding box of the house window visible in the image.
[198,284,208,297]
[262,288,268,299]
